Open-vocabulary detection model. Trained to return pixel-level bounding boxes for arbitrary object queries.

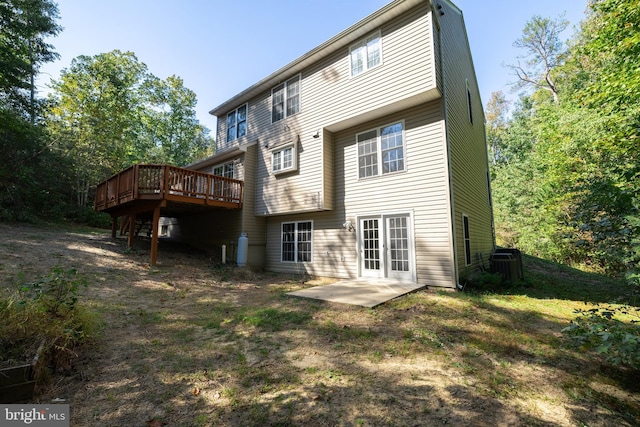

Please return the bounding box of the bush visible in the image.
[562,304,640,370]
[0,267,102,372]
[461,271,505,293]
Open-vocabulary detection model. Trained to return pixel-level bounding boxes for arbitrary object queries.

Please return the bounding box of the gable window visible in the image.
[357,121,404,179]
[462,214,472,266]
[281,221,313,262]
[226,104,247,143]
[272,144,296,174]
[272,75,300,123]
[350,31,382,77]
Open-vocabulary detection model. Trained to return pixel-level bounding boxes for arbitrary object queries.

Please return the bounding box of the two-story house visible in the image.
[171,0,495,289]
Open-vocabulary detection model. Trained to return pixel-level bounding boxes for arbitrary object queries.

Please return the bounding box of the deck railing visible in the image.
[95,164,243,212]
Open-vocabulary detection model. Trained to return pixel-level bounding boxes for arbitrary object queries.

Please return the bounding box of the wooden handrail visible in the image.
[94,164,243,212]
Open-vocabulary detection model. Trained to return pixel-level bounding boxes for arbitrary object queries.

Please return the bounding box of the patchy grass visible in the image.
[0,222,638,426]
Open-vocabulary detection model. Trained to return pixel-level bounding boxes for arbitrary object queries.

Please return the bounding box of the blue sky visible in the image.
[38,0,588,133]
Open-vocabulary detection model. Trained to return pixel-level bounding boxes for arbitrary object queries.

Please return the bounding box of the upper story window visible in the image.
[272,144,296,175]
[272,75,300,123]
[226,104,247,143]
[357,121,405,179]
[350,31,382,77]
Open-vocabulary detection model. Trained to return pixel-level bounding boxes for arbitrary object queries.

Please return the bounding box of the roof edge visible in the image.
[209,0,426,117]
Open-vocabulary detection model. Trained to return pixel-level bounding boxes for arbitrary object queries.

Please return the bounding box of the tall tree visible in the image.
[507,15,569,102]
[47,51,151,208]
[142,75,213,166]
[47,50,214,208]
[0,0,61,118]
[0,0,71,222]
[485,91,510,165]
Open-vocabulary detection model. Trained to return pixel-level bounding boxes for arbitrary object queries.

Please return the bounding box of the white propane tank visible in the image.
[237,233,248,267]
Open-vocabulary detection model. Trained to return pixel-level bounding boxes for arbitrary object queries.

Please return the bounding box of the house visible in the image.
[167,0,495,289]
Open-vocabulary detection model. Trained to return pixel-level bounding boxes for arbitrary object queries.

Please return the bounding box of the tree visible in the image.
[492,1,640,278]
[507,15,569,102]
[46,50,215,208]
[47,51,151,208]
[485,91,510,165]
[142,75,213,166]
[0,0,70,222]
[0,0,61,118]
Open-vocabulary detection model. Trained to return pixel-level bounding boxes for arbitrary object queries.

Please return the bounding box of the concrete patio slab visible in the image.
[286,279,426,308]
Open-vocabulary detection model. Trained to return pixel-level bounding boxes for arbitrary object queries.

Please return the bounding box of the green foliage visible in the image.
[0,108,74,222]
[0,267,101,368]
[46,50,214,208]
[462,271,505,293]
[19,267,87,316]
[506,14,568,102]
[490,1,640,279]
[563,304,640,369]
[0,0,61,115]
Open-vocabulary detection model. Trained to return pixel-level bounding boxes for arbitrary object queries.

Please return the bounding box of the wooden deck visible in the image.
[95,164,243,215]
[94,164,243,265]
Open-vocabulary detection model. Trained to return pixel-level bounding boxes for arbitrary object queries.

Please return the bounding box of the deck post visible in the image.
[150,206,161,266]
[111,215,118,238]
[127,214,136,248]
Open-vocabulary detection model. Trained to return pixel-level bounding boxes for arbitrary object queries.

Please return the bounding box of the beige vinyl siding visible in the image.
[264,211,357,278]
[339,102,454,288]
[265,102,456,287]
[304,3,437,131]
[240,144,266,265]
[439,0,495,280]
[232,3,439,217]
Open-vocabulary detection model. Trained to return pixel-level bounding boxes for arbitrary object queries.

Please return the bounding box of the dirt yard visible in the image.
[0,222,638,426]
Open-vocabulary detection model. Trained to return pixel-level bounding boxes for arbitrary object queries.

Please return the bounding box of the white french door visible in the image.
[358,213,414,282]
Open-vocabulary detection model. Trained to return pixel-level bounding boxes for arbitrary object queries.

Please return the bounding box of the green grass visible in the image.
[4,224,638,426]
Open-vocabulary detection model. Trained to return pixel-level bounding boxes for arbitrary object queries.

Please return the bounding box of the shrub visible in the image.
[462,271,505,293]
[0,267,102,372]
[562,304,640,370]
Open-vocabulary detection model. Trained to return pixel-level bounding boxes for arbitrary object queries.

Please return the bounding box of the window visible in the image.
[350,31,382,77]
[272,144,296,174]
[466,79,473,124]
[462,214,472,266]
[213,161,235,178]
[226,104,247,143]
[357,122,404,179]
[281,221,312,262]
[272,75,300,122]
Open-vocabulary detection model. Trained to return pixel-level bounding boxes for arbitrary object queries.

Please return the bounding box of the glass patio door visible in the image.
[359,214,413,281]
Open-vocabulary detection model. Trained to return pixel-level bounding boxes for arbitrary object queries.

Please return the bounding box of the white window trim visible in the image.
[280,220,313,263]
[349,30,383,77]
[462,213,472,266]
[212,161,236,179]
[356,120,406,180]
[271,74,301,123]
[226,103,248,143]
[272,143,297,175]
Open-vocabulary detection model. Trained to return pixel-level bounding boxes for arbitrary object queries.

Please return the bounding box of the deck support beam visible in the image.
[111,215,118,238]
[127,214,136,248]
[150,206,161,266]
